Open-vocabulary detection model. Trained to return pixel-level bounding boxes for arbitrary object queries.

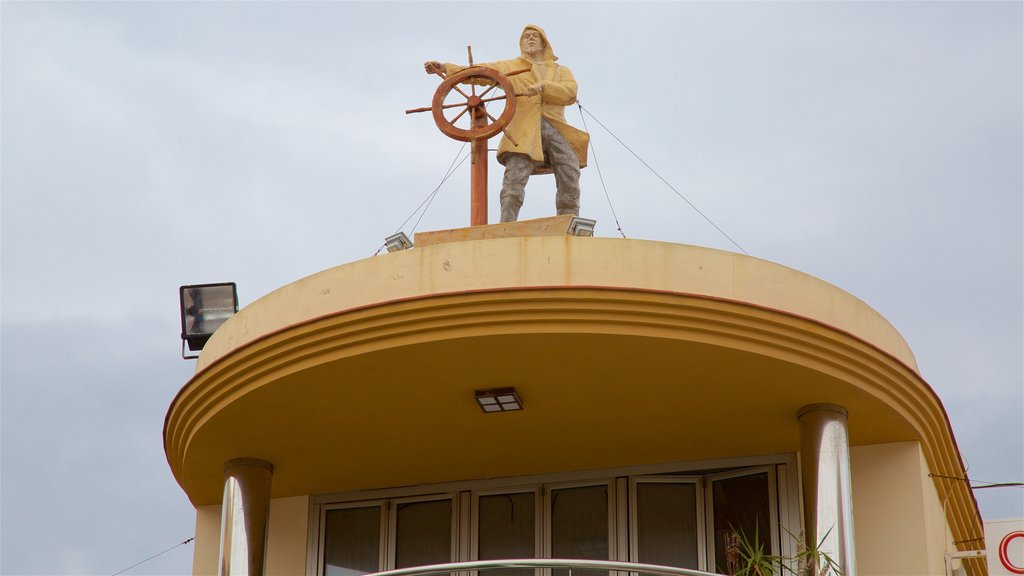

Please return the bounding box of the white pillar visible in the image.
[798,404,856,576]
[219,458,274,576]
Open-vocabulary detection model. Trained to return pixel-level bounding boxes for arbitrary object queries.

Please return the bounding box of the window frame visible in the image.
[628,476,706,572]
[470,487,544,562]
[317,500,387,576]
[386,494,459,571]
[542,479,618,563]
[310,455,798,575]
[704,466,780,569]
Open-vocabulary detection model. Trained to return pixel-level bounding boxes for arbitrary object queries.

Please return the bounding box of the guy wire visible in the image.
[411,151,471,235]
[577,103,749,256]
[110,537,194,576]
[577,101,626,238]
[375,143,468,255]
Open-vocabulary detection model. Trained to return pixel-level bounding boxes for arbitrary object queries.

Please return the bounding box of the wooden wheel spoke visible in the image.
[477,83,498,99]
[501,127,518,147]
[426,64,447,79]
[429,66,517,144]
[450,105,470,125]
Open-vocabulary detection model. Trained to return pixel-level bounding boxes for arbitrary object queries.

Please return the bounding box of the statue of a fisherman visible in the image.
[426,25,589,222]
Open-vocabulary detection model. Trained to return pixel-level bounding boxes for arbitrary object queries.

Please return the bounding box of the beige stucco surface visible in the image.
[190,496,310,576]
[192,505,219,576]
[266,495,310,576]
[170,235,983,574]
[170,234,981,553]
[196,237,918,373]
[851,441,975,575]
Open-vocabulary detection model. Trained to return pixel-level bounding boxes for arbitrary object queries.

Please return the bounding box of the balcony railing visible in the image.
[365,559,722,576]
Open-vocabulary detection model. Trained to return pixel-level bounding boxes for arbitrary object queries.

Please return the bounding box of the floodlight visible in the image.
[567,217,597,237]
[385,232,413,252]
[180,282,238,359]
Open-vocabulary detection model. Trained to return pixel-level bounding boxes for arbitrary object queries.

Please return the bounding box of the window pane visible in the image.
[324,506,381,576]
[636,483,699,568]
[712,473,771,575]
[395,499,453,568]
[478,493,535,576]
[550,485,608,576]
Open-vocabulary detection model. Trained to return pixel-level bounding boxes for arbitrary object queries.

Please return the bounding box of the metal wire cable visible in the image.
[929,473,1024,489]
[410,151,471,235]
[577,102,626,238]
[396,143,467,233]
[577,104,749,256]
[110,537,194,576]
[374,143,468,255]
[971,482,1024,489]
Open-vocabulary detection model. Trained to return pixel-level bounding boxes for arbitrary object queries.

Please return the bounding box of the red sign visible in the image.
[989,520,1024,576]
[1000,531,1024,574]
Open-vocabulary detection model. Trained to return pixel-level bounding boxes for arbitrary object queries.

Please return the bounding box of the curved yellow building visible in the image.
[166,219,984,576]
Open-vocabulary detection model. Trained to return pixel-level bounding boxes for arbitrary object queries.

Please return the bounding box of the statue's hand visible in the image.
[424,61,444,75]
[523,81,546,97]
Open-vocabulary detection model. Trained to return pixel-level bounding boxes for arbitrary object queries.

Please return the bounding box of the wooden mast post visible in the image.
[408,45,520,228]
[467,46,486,227]
[470,109,488,226]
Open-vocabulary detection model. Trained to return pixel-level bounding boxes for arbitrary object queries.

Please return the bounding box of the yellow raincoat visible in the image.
[443,25,589,174]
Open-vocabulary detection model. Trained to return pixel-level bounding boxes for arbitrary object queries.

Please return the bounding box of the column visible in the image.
[219,458,274,576]
[798,404,856,576]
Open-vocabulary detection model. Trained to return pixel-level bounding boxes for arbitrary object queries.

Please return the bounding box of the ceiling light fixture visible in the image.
[474,387,524,413]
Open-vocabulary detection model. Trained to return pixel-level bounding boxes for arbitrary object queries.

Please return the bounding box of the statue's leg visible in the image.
[500,153,532,223]
[541,120,581,217]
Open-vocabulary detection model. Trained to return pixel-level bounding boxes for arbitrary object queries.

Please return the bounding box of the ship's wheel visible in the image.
[429,66,518,145]
[406,48,529,226]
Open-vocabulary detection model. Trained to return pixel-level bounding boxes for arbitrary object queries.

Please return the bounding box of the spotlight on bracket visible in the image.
[385,232,414,252]
[179,282,238,359]
[567,216,597,237]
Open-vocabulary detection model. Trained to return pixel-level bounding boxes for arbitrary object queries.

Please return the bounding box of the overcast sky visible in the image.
[2,2,1021,574]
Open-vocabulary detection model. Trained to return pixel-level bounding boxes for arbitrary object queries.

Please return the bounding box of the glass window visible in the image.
[710,472,772,575]
[634,481,700,569]
[323,506,381,576]
[478,492,536,560]
[550,485,609,576]
[394,499,453,569]
[478,492,536,576]
[316,464,789,576]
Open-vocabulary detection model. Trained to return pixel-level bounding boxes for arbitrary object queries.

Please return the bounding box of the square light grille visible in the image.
[475,387,523,413]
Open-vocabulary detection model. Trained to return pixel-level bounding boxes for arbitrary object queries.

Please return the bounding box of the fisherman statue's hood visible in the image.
[520,25,558,62]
